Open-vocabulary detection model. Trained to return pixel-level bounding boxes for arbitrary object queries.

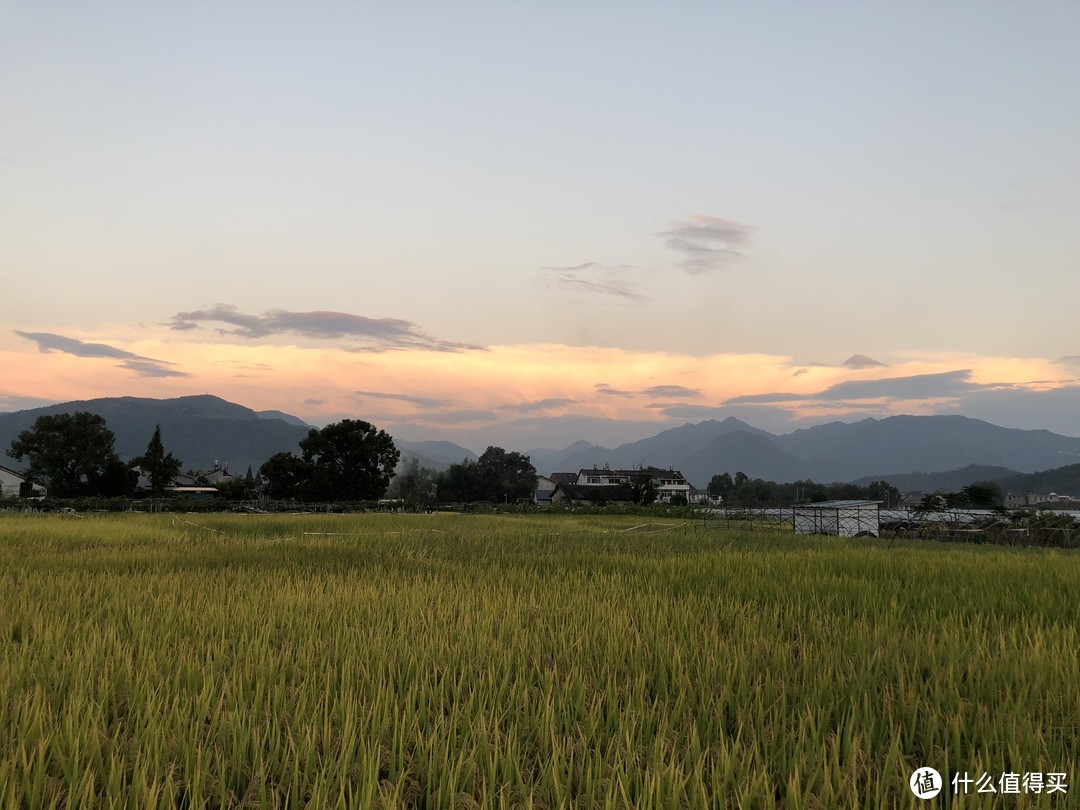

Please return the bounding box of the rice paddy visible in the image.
[1,512,1077,808]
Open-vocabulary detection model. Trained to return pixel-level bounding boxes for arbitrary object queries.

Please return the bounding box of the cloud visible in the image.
[658,215,754,274]
[541,262,642,300]
[641,385,702,399]
[168,305,483,352]
[812,369,981,401]
[386,408,500,426]
[14,331,189,378]
[117,360,190,378]
[355,390,452,408]
[724,392,807,405]
[595,383,636,398]
[496,398,578,413]
[724,370,984,406]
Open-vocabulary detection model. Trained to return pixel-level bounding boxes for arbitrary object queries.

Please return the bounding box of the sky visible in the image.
[3,1,1080,452]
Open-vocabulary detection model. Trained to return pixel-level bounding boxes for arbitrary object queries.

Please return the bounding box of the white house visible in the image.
[563,465,705,504]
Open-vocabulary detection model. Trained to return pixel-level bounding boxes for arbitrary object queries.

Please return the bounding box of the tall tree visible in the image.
[259,419,400,501]
[8,412,129,497]
[437,447,537,503]
[387,458,438,506]
[133,424,182,495]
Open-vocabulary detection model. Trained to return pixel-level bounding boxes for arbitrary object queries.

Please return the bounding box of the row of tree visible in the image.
[7,413,182,498]
[7,412,536,505]
[385,448,537,506]
[707,471,902,508]
[6,413,403,501]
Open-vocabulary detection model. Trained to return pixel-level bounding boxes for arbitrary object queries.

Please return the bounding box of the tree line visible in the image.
[708,471,901,507]
[6,411,537,505]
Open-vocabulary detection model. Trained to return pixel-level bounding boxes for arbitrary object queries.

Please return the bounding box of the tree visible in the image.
[629,473,658,505]
[476,446,536,503]
[708,472,734,500]
[133,425,182,496]
[961,481,1004,509]
[258,419,400,501]
[387,458,438,506]
[436,447,536,503]
[259,452,314,500]
[8,412,129,497]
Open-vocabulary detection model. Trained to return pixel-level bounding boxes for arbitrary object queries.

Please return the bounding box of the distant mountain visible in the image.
[546,418,771,478]
[994,464,1080,498]
[526,440,599,475]
[395,439,478,472]
[678,431,811,487]
[537,415,1080,490]
[0,395,310,474]
[256,410,312,428]
[851,464,1022,493]
[774,415,1080,481]
[6,395,1080,491]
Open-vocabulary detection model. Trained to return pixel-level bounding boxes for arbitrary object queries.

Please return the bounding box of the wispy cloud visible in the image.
[641,384,702,399]
[168,305,483,352]
[724,370,984,406]
[540,262,643,300]
[14,331,189,378]
[496,398,578,413]
[658,215,754,274]
[597,383,702,399]
[355,390,452,408]
[724,392,807,405]
[595,383,636,398]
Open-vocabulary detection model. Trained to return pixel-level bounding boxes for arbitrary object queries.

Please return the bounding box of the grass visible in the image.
[0,512,1077,808]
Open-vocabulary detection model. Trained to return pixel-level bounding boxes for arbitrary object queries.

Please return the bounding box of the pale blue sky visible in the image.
[3,2,1079,445]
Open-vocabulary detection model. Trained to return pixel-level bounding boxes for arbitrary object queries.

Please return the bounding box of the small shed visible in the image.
[793,500,881,537]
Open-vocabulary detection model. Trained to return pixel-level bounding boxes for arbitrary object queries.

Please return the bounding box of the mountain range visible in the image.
[3,394,1080,494]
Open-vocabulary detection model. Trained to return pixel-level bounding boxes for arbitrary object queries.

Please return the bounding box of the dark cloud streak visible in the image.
[14,331,189,378]
[658,215,754,274]
[169,305,483,352]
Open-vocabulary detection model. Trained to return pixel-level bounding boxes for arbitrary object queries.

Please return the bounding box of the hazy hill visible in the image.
[774,415,1080,482]
[527,440,600,475]
[0,395,311,474]
[6,395,1080,491]
[678,431,812,487]
[546,418,770,477]
[851,464,1022,493]
[395,439,478,472]
[994,464,1080,498]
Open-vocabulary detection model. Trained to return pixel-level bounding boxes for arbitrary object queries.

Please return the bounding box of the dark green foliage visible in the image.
[387,458,438,506]
[716,471,901,508]
[436,447,536,503]
[707,472,734,500]
[258,420,399,501]
[629,473,658,505]
[132,425,182,496]
[7,412,131,497]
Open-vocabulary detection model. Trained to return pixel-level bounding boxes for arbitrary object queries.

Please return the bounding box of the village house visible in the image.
[545,465,707,505]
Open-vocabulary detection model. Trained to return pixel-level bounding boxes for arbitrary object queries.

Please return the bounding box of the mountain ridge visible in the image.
[4,395,1080,491]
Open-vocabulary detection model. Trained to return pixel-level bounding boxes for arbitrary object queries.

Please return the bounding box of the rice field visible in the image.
[1,512,1077,808]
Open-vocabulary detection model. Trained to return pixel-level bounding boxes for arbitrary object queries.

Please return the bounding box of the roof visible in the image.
[555,483,636,502]
[796,500,882,509]
[575,467,688,481]
[0,464,29,479]
[548,472,578,484]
